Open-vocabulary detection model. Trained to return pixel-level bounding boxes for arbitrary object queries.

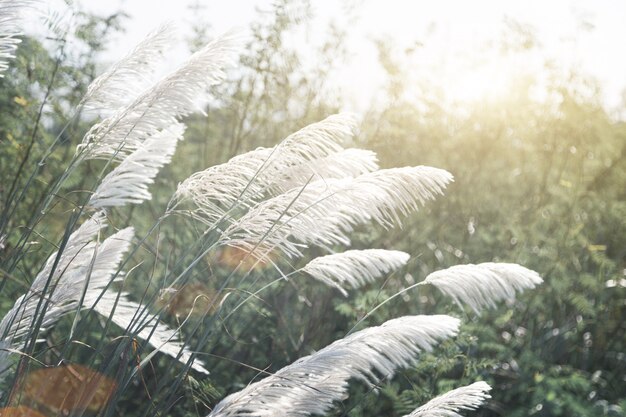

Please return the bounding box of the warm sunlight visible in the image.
[2,1,625,417]
[437,56,519,103]
[80,0,626,114]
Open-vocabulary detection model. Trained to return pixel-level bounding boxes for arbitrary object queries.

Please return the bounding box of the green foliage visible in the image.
[0,3,624,417]
[356,39,626,415]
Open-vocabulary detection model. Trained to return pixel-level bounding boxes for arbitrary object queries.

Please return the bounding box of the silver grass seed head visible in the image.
[301,249,410,296]
[78,30,242,160]
[172,113,362,224]
[424,262,543,314]
[406,381,492,417]
[81,22,178,113]
[0,0,36,76]
[220,166,453,260]
[208,315,460,417]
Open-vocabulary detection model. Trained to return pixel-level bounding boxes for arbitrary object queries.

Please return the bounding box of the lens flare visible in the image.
[22,364,116,415]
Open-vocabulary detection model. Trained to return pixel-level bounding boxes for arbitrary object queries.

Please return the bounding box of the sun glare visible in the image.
[332,17,538,110]
[326,0,611,111]
[439,56,516,103]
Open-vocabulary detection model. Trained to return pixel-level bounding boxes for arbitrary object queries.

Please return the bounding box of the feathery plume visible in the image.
[353,166,453,226]
[78,31,241,160]
[301,249,409,296]
[208,315,460,417]
[270,113,358,164]
[0,212,204,375]
[88,122,185,209]
[88,291,209,374]
[172,113,360,224]
[0,214,130,384]
[0,215,131,344]
[270,148,378,194]
[0,0,33,76]
[423,262,543,314]
[81,23,177,113]
[172,146,273,224]
[220,166,453,259]
[405,381,492,417]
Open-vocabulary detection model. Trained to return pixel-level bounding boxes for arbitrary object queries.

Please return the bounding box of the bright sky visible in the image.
[78,0,626,116]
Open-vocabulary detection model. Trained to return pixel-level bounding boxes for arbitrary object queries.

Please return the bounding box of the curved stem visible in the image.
[347,281,428,336]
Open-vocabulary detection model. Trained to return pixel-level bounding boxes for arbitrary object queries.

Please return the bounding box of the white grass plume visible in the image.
[88,291,209,374]
[208,315,460,417]
[0,213,131,347]
[355,167,453,226]
[423,262,543,314]
[0,0,33,76]
[0,212,206,375]
[405,381,492,417]
[271,112,358,165]
[271,148,378,193]
[89,122,185,209]
[172,113,360,224]
[220,166,452,259]
[301,249,409,296]
[81,23,177,114]
[78,31,241,160]
[172,146,273,224]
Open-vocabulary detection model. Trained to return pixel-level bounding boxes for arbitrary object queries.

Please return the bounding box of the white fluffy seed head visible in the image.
[405,381,492,417]
[89,122,185,209]
[78,30,241,160]
[220,166,453,260]
[0,1,34,76]
[424,262,543,314]
[301,249,410,296]
[81,23,178,114]
[208,315,460,417]
[89,291,209,374]
[270,148,378,194]
[172,113,362,224]
[0,213,131,345]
